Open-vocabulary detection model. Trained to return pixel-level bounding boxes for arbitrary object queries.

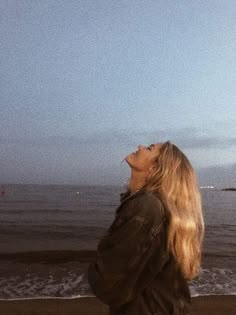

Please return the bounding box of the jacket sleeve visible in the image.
[87,192,168,307]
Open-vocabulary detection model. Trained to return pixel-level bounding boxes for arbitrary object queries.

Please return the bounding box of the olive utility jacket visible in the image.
[88,189,191,315]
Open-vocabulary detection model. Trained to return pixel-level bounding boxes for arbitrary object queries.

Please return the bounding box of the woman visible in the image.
[88,141,205,315]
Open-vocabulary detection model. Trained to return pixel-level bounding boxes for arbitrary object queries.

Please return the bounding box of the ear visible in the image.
[149,166,155,173]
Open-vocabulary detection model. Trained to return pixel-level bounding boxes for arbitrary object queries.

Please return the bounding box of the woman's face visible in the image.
[125,143,162,172]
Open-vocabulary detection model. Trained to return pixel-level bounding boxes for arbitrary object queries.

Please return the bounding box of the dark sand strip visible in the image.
[0,295,235,315]
[0,250,96,263]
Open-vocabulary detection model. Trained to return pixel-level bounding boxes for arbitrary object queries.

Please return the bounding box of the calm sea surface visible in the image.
[0,184,235,299]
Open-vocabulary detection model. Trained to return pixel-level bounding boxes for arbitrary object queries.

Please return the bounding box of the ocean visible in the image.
[0,184,235,300]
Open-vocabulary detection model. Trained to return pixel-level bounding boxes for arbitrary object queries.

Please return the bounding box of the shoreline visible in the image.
[0,292,235,300]
[0,295,235,315]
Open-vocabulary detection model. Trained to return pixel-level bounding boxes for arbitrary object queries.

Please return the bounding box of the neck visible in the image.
[129,169,147,193]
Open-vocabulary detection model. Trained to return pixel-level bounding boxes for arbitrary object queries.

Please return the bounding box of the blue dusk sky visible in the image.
[1,0,236,187]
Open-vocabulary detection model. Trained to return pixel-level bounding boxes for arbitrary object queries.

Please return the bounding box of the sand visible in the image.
[0,295,235,315]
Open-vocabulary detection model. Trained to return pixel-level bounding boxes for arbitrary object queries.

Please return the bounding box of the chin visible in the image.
[125,154,135,168]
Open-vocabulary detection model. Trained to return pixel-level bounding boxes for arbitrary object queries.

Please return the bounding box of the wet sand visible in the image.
[0,295,235,315]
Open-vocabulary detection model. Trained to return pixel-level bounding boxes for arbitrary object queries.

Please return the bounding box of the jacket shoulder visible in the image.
[131,190,164,211]
[128,191,166,226]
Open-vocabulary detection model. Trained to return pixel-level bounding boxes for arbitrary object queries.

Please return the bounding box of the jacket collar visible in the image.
[115,188,146,215]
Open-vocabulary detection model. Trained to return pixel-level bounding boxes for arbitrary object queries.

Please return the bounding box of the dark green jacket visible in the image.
[88,189,191,315]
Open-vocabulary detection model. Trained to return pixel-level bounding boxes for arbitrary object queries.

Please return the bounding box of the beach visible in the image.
[0,185,235,313]
[0,295,236,315]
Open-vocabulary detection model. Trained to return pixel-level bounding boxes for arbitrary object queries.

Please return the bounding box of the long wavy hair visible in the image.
[124,141,205,280]
[147,141,205,280]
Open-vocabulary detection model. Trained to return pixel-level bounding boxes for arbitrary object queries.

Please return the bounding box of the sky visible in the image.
[1,0,236,187]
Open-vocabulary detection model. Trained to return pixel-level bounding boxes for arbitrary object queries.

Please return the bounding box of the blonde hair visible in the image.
[145,141,205,280]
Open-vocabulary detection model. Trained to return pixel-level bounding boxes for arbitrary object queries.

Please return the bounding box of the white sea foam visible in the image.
[0,267,235,300]
[189,268,236,296]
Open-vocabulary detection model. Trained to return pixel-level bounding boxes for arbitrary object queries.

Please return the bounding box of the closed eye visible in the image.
[147,144,154,150]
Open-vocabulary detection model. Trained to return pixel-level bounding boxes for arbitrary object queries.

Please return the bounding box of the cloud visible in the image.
[0,130,137,148]
[197,163,236,188]
[118,127,236,150]
[1,126,235,185]
[1,126,236,150]
[177,136,236,149]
